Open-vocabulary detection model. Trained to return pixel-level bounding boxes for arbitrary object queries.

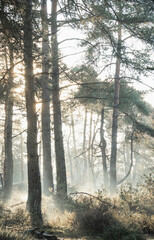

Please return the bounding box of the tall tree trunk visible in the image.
[100,108,108,188]
[3,44,13,200]
[51,0,67,199]
[110,15,122,194]
[41,0,54,196]
[82,107,87,183]
[24,0,42,227]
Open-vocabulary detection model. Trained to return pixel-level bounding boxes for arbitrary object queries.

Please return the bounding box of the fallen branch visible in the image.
[10,202,25,207]
[68,191,111,207]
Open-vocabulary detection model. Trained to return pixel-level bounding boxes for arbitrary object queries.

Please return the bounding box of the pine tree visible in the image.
[51,0,67,199]
[61,0,154,193]
[24,0,43,227]
[3,44,14,200]
[41,0,54,196]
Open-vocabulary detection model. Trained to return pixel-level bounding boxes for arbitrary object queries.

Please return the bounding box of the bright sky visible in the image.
[58,28,154,108]
[133,77,154,107]
[59,27,85,67]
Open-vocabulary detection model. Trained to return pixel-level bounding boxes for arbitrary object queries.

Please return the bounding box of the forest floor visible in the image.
[0,204,153,240]
[52,235,154,240]
[51,228,154,240]
[0,177,154,240]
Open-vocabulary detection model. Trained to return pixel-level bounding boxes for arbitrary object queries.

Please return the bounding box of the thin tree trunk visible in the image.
[71,111,77,157]
[41,0,54,196]
[100,108,108,188]
[82,107,87,182]
[71,111,79,184]
[90,114,100,186]
[20,134,24,182]
[110,14,122,194]
[132,140,140,184]
[117,127,134,185]
[0,173,3,190]
[1,147,4,189]
[51,0,67,199]
[3,44,13,200]
[88,110,92,168]
[24,0,42,227]
[123,137,127,176]
[67,130,73,184]
[0,150,2,176]
[0,146,4,173]
[38,119,42,171]
[87,111,96,186]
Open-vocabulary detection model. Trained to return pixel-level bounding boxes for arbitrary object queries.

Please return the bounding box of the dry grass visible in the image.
[42,195,75,231]
[0,174,153,240]
[0,202,33,239]
[63,174,154,239]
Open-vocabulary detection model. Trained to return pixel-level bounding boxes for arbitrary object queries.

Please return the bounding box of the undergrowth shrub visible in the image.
[71,194,145,239]
[103,224,146,240]
[75,207,116,234]
[68,192,112,234]
[119,175,154,213]
[119,174,154,234]
[0,207,30,229]
[0,227,32,240]
[68,174,153,239]
[0,204,32,239]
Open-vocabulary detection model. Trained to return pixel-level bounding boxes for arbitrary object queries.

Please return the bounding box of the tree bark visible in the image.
[51,0,67,199]
[3,44,13,200]
[110,15,122,194]
[100,108,108,188]
[24,0,42,227]
[41,0,54,196]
